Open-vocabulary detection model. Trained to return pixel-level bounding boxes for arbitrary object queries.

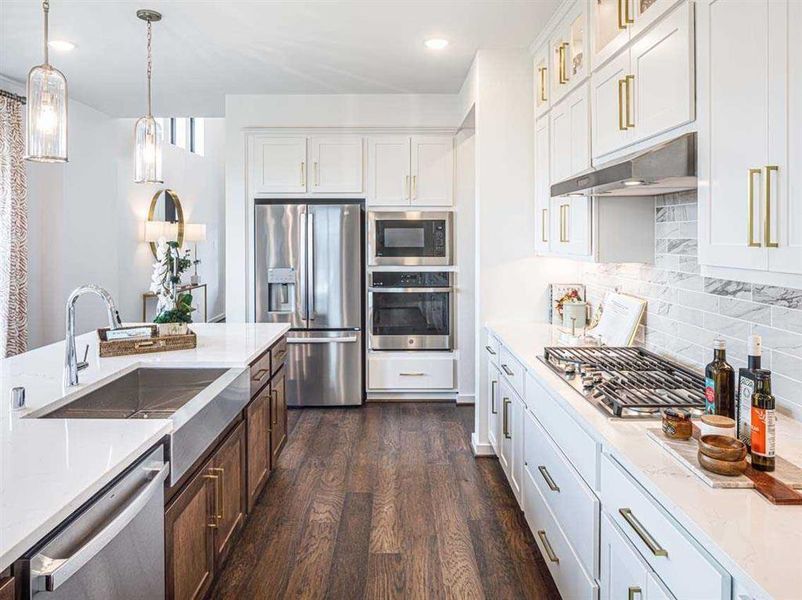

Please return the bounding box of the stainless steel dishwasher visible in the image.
[15,445,168,599]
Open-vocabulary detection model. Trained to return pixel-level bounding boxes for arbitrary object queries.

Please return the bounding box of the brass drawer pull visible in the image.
[491,380,497,415]
[503,398,511,439]
[537,530,559,563]
[203,473,220,528]
[485,345,497,355]
[624,0,635,24]
[538,66,548,102]
[412,175,417,199]
[271,388,279,425]
[501,364,514,377]
[618,78,628,131]
[617,0,627,29]
[541,208,548,242]
[747,168,762,247]
[538,465,560,492]
[252,368,269,381]
[619,508,668,557]
[628,587,643,600]
[764,165,779,248]
[209,467,224,521]
[625,74,635,128]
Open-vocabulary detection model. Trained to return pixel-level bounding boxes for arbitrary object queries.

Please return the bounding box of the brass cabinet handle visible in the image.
[300,162,305,187]
[537,530,560,563]
[502,398,511,438]
[559,204,570,243]
[625,75,635,128]
[628,587,643,600]
[617,0,627,29]
[314,161,319,186]
[501,364,514,377]
[491,380,498,415]
[209,467,224,521]
[485,345,497,355]
[764,165,779,248]
[411,175,417,199]
[203,473,219,528]
[541,208,549,242]
[538,66,548,102]
[271,388,279,425]
[618,78,628,131]
[747,168,762,247]
[538,465,560,492]
[405,175,410,199]
[618,508,668,557]
[625,0,635,24]
[560,42,570,83]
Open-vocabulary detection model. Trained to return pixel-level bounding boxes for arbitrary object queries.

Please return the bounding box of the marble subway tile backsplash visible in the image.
[579,189,802,419]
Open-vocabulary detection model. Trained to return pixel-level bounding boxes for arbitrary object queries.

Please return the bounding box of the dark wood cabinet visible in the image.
[271,367,287,466]
[212,421,246,567]
[246,386,271,512]
[0,576,14,600]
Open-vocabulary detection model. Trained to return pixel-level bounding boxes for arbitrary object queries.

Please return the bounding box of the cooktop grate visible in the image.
[542,346,706,417]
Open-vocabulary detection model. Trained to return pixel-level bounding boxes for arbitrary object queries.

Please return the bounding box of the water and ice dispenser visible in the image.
[267,267,296,312]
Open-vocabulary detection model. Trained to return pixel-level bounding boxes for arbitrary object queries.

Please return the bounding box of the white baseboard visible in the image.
[457,393,475,405]
[471,432,496,457]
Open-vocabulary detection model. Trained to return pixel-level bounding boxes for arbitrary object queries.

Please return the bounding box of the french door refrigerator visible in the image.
[255,200,363,406]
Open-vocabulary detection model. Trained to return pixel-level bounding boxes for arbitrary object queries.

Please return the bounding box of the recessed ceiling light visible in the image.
[425,38,449,50]
[48,40,76,52]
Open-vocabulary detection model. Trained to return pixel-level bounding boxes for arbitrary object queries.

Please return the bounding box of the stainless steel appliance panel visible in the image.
[308,203,362,329]
[255,203,307,327]
[368,211,453,266]
[20,446,167,600]
[286,330,362,406]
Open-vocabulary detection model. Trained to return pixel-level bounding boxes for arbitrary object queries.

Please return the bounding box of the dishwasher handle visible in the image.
[286,336,358,344]
[30,462,170,592]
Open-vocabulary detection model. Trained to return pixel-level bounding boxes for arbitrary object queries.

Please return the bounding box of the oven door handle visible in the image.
[286,336,358,344]
[368,287,450,293]
[30,462,170,592]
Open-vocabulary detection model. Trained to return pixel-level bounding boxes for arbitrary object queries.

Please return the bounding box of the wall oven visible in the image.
[368,271,453,350]
[368,211,452,266]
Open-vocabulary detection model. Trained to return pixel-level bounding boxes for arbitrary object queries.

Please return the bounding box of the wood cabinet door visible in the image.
[271,369,288,465]
[246,387,271,512]
[251,135,308,195]
[534,114,551,255]
[0,576,14,600]
[212,422,246,568]
[367,136,410,206]
[165,462,215,600]
[410,136,453,206]
[308,136,364,193]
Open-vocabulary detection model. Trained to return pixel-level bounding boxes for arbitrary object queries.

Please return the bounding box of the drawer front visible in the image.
[498,345,525,400]
[250,350,271,397]
[527,372,599,489]
[270,337,287,375]
[368,356,454,390]
[600,454,730,600]
[524,409,600,578]
[523,468,599,600]
[485,332,501,366]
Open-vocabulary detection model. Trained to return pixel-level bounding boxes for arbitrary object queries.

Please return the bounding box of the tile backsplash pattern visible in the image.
[579,190,802,419]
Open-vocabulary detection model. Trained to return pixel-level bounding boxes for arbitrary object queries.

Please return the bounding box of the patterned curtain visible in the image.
[0,95,28,356]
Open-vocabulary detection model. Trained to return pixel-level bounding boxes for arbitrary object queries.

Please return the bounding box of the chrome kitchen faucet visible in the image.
[64,285,121,387]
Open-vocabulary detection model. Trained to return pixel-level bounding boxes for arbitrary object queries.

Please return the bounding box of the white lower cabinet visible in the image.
[367,355,453,390]
[487,359,501,453]
[498,378,523,501]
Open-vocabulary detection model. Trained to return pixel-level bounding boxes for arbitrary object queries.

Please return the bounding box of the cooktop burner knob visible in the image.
[592,372,603,383]
[581,376,594,388]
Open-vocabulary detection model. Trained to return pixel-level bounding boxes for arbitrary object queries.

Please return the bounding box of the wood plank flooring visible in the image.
[211,403,560,600]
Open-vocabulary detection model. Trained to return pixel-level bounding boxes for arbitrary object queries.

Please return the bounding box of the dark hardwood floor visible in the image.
[211,403,560,600]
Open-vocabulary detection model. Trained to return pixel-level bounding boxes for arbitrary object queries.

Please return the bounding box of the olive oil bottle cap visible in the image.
[748,335,762,356]
[713,338,726,350]
[754,369,771,381]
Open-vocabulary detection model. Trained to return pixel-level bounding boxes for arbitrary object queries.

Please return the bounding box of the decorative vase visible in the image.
[157,322,189,337]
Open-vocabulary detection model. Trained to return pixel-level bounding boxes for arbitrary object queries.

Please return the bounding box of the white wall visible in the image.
[224,93,462,322]
[455,128,476,403]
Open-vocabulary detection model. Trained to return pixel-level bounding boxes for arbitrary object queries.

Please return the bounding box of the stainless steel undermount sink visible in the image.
[36,366,250,487]
[39,367,229,420]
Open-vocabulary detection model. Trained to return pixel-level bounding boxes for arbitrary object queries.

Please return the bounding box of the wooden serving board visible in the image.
[647,428,802,504]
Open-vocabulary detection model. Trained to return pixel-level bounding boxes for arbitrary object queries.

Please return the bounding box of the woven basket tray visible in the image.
[97,326,197,357]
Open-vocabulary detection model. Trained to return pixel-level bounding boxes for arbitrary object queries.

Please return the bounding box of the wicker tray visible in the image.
[97,326,197,357]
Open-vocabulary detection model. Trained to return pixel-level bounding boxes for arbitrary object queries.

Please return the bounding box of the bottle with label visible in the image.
[750,370,776,472]
[737,335,762,447]
[704,339,735,417]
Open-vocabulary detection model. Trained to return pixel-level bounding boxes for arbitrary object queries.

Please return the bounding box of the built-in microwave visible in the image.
[367,211,452,266]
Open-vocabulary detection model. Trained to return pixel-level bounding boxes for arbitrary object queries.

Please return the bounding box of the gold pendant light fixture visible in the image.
[134,9,163,183]
[26,0,68,163]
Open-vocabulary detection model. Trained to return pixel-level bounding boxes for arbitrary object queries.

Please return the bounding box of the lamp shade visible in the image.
[26,64,68,162]
[184,223,207,242]
[144,220,177,242]
[134,115,163,183]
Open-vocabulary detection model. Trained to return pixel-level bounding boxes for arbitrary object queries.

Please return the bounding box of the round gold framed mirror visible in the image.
[147,189,185,257]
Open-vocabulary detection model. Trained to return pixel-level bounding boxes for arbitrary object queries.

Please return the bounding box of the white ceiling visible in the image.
[0,0,560,117]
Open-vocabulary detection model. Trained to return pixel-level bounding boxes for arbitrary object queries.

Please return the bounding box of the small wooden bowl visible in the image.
[698,451,748,477]
[699,435,747,462]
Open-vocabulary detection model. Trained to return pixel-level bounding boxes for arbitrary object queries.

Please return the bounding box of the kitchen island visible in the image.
[0,322,290,574]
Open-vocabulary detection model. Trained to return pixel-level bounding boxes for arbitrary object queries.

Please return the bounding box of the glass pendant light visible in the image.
[26,0,68,163]
[134,9,163,183]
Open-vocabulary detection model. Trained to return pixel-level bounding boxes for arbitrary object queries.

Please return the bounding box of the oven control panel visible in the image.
[370,271,451,288]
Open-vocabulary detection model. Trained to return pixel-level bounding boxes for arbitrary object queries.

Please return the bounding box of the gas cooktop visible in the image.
[539,346,706,419]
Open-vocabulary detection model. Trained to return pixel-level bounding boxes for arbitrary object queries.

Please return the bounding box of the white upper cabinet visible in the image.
[550,0,590,105]
[534,44,552,119]
[251,136,308,194]
[550,195,592,258]
[367,136,411,206]
[308,136,363,194]
[367,135,453,207]
[534,115,551,255]
[591,1,693,160]
[410,136,453,206]
[551,82,591,182]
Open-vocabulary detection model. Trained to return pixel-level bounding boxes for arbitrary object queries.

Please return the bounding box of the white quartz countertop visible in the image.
[487,321,802,600]
[0,322,289,572]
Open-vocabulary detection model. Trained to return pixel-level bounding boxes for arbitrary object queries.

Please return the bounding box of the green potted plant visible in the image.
[153,292,195,335]
[150,239,194,335]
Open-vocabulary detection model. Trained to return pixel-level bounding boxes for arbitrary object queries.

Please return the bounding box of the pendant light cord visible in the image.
[43,0,50,65]
[146,19,153,117]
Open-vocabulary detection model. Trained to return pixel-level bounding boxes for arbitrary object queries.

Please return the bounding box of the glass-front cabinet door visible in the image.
[551,0,589,105]
[592,0,631,68]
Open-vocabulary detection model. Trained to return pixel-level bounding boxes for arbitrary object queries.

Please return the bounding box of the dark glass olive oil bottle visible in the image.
[750,370,776,472]
[737,335,762,447]
[705,339,735,418]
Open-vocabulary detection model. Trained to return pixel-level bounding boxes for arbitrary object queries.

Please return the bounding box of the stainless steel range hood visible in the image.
[550,133,696,197]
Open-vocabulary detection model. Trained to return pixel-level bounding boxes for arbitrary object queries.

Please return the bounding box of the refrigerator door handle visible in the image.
[287,336,358,344]
[299,210,308,321]
[308,212,316,320]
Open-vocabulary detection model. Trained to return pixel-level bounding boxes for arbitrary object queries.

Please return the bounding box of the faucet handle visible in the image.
[10,387,25,410]
[76,344,90,372]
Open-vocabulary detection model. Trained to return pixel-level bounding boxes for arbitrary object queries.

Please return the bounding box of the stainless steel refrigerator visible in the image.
[255,200,363,407]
